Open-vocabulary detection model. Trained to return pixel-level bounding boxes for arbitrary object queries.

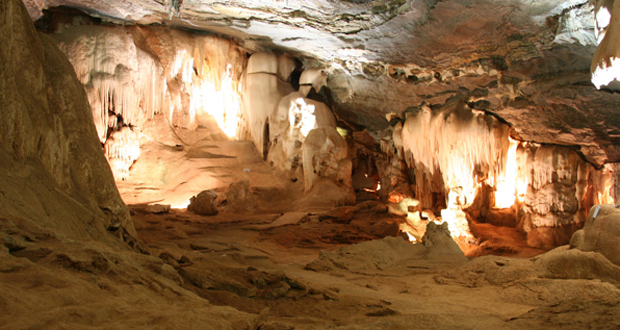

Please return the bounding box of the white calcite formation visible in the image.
[243,52,339,188]
[399,103,614,249]
[53,25,165,142]
[591,0,620,90]
[52,23,247,178]
[266,90,337,173]
[51,13,349,199]
[243,52,295,157]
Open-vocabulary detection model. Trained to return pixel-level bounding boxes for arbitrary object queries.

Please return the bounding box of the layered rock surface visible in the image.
[0,0,134,243]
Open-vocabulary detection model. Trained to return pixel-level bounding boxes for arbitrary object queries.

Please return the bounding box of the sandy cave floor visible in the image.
[126,204,620,330]
[3,138,620,329]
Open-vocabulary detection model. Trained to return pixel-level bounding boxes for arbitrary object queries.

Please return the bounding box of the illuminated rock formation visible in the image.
[243,52,295,157]
[21,0,620,253]
[400,102,613,249]
[52,23,247,177]
[303,127,349,193]
[592,0,620,90]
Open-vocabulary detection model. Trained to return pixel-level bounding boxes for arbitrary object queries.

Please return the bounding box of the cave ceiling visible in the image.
[22,0,620,166]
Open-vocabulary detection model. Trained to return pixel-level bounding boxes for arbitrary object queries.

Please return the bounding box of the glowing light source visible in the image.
[402,230,417,243]
[494,137,519,208]
[288,98,316,137]
[170,200,191,209]
[516,176,528,203]
[192,64,243,138]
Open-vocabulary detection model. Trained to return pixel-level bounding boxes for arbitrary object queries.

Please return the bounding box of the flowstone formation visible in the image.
[396,102,613,249]
[50,19,246,179]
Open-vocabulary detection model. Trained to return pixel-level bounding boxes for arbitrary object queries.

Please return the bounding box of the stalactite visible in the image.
[400,101,615,249]
[55,26,166,142]
[401,103,511,212]
[54,25,248,179]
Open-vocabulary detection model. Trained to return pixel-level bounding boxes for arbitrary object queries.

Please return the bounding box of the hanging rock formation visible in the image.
[51,21,247,179]
[591,0,620,90]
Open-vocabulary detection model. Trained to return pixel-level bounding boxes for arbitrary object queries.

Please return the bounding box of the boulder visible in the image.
[217,180,257,214]
[571,205,620,266]
[188,190,219,216]
[145,204,171,214]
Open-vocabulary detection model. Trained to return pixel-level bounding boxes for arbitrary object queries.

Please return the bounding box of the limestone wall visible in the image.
[0,0,134,244]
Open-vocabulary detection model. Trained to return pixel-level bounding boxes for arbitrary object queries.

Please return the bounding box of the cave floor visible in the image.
[124,205,620,330]
[3,202,619,330]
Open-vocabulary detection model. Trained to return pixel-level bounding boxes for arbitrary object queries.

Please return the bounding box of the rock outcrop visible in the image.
[571,204,620,266]
[0,0,135,244]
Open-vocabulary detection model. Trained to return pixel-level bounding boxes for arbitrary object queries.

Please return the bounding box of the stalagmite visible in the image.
[303,127,348,192]
[267,91,337,173]
[244,52,295,156]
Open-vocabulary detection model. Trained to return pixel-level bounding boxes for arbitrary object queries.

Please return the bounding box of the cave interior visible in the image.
[3,0,620,328]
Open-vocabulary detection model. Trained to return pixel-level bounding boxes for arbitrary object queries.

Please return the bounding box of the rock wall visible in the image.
[517,144,614,249]
[0,0,134,244]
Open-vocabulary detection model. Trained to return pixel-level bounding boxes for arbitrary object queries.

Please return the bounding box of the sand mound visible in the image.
[306,222,467,274]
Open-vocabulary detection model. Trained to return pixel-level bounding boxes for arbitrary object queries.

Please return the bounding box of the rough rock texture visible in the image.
[22,0,596,64]
[571,204,620,266]
[397,101,612,249]
[305,222,466,274]
[216,180,257,214]
[302,127,349,192]
[516,144,613,249]
[22,0,620,167]
[21,0,620,252]
[188,190,219,216]
[0,0,134,242]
